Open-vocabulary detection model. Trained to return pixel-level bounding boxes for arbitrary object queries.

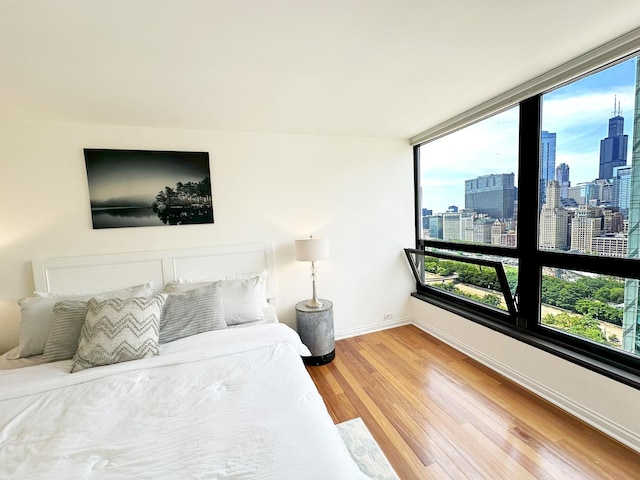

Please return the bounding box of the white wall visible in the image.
[411,298,640,452]
[0,119,416,354]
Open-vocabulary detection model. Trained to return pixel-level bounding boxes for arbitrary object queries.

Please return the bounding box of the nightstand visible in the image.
[295,300,334,366]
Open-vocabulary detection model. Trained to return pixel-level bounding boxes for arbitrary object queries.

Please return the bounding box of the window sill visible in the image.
[411,292,640,390]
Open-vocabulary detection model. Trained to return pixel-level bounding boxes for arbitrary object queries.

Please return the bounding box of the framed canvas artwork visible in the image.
[84,149,213,229]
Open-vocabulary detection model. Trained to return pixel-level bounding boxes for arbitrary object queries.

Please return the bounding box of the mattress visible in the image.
[0,323,371,479]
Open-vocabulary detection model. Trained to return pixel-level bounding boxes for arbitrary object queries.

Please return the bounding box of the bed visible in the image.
[0,243,371,479]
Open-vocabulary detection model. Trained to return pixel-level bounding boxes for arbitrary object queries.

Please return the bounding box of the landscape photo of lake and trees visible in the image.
[84,149,213,229]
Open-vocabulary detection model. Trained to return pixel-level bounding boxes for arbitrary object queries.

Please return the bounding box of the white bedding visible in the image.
[0,324,371,479]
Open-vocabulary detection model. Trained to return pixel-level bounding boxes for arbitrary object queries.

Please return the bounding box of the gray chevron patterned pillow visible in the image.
[71,294,167,373]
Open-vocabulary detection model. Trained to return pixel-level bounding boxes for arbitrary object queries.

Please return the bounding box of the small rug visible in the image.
[336,417,400,480]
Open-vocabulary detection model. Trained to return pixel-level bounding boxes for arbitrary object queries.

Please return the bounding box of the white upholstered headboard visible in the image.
[31,242,277,304]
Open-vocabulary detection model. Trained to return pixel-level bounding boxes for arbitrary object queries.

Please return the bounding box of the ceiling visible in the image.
[2,1,640,140]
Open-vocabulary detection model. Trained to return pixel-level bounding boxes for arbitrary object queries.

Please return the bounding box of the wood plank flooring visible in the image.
[306,324,640,480]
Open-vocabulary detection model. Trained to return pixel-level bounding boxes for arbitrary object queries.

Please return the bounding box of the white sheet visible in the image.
[0,324,371,479]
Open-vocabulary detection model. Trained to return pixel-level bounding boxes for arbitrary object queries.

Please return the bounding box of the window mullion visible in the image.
[516,96,542,329]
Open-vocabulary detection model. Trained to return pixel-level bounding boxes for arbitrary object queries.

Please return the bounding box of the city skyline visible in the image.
[420,56,637,214]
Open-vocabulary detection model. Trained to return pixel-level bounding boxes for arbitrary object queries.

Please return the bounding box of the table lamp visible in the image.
[295,236,329,308]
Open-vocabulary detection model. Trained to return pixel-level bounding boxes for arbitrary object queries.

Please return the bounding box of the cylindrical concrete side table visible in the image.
[295,300,334,366]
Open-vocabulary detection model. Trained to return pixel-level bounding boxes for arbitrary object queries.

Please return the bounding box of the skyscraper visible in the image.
[464,173,515,219]
[598,99,628,180]
[539,180,569,251]
[540,131,557,206]
[555,162,570,199]
[622,60,640,355]
[570,205,603,253]
[613,165,633,217]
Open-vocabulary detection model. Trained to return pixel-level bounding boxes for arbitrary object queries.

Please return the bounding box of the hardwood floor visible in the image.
[306,324,640,480]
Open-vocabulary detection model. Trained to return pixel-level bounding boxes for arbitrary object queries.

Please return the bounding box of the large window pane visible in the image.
[540,268,640,359]
[540,56,639,258]
[418,107,519,247]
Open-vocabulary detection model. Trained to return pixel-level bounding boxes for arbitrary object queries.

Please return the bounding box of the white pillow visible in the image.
[14,282,154,359]
[164,271,269,326]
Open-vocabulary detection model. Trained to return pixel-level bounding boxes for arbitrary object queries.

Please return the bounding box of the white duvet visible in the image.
[0,324,371,479]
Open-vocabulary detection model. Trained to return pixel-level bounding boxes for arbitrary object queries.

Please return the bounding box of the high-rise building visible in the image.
[540,131,557,206]
[598,99,628,180]
[423,214,443,239]
[570,205,603,253]
[567,181,600,206]
[464,173,515,219]
[555,162,570,199]
[622,61,640,354]
[472,216,494,244]
[594,179,614,206]
[442,212,462,241]
[613,165,632,217]
[591,234,628,257]
[539,180,569,251]
[442,210,475,242]
[491,219,505,245]
[421,208,434,236]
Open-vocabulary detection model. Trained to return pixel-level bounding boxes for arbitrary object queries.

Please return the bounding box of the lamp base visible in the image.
[305,298,323,308]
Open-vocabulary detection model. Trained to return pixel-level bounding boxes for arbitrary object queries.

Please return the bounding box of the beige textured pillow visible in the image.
[71,294,166,373]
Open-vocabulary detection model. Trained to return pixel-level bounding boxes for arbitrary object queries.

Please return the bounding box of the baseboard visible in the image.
[410,317,640,454]
[335,317,411,341]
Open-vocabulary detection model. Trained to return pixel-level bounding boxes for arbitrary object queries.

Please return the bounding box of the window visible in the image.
[418,107,519,247]
[412,51,640,388]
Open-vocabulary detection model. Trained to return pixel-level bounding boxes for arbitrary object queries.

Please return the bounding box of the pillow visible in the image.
[164,271,268,326]
[15,282,155,359]
[220,274,269,325]
[71,294,166,373]
[41,300,88,363]
[159,281,226,344]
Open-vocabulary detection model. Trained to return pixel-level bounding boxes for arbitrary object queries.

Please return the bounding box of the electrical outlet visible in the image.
[383,312,393,321]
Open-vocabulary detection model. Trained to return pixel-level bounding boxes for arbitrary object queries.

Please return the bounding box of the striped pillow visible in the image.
[71,294,166,373]
[41,300,88,363]
[159,281,225,344]
[164,271,268,326]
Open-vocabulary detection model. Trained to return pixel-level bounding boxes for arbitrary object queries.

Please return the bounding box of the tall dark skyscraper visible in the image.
[599,99,628,180]
[540,131,557,206]
[465,173,515,219]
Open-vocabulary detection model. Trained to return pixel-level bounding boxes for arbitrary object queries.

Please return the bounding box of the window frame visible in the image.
[412,86,640,390]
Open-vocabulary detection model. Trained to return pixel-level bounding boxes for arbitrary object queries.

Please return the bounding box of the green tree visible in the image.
[481,294,501,307]
[542,312,608,345]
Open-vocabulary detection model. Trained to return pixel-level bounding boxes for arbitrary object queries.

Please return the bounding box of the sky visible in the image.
[420,56,638,214]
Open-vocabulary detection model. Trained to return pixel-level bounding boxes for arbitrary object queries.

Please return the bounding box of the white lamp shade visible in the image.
[295,237,329,262]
